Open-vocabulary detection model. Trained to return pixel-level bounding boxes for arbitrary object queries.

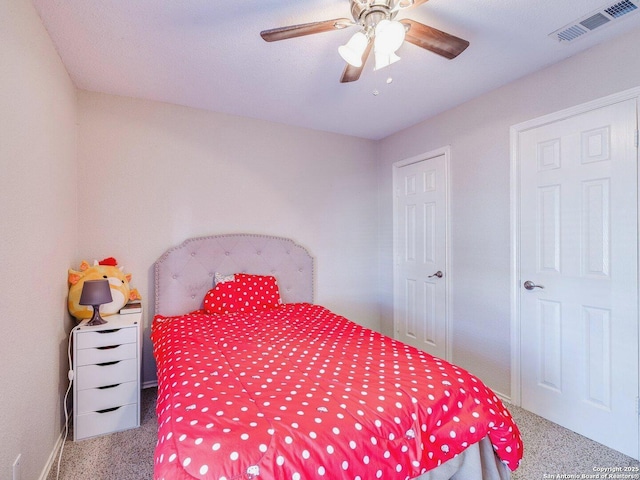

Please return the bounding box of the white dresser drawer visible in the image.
[77,381,138,415]
[76,358,137,390]
[75,402,139,440]
[75,342,137,366]
[73,312,141,442]
[76,326,137,349]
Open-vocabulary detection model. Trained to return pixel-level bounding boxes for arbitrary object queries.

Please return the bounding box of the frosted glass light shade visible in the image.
[374,51,401,71]
[338,32,369,67]
[374,19,406,54]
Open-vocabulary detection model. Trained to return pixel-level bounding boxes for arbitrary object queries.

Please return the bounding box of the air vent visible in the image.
[580,12,611,30]
[606,0,638,17]
[549,0,639,43]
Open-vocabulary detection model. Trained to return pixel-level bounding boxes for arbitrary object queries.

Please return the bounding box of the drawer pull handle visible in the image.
[97,345,120,350]
[97,361,120,367]
[95,406,121,414]
[97,329,121,334]
[98,383,121,390]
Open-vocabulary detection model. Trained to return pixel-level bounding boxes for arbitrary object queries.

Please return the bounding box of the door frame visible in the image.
[509,86,640,407]
[392,146,452,362]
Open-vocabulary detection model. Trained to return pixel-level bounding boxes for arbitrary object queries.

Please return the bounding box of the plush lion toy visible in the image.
[68,257,141,320]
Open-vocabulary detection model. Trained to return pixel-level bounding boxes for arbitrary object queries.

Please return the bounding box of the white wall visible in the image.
[0,0,78,479]
[77,91,379,385]
[377,27,640,397]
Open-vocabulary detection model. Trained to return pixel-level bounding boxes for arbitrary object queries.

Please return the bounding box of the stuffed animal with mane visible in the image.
[68,257,141,320]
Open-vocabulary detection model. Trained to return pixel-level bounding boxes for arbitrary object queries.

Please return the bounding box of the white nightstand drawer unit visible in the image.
[72,312,142,441]
[74,403,139,441]
[75,326,137,349]
[77,381,138,415]
[76,358,138,390]
[75,342,137,366]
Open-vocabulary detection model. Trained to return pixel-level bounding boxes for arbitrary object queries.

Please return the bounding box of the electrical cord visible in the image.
[55,324,80,480]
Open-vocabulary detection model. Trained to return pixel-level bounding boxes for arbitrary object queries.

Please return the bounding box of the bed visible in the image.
[151,234,522,480]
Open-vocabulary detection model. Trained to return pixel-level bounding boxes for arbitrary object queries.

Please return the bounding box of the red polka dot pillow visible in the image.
[203,273,282,315]
[203,274,237,314]
[234,273,282,312]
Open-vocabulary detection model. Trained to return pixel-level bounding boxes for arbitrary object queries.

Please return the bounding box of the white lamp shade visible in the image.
[338,32,369,67]
[374,19,406,54]
[374,51,401,71]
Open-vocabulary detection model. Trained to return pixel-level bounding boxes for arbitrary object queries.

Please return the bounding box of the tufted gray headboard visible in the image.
[154,234,314,316]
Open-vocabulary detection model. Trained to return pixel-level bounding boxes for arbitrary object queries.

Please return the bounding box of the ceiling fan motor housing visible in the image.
[351,0,398,27]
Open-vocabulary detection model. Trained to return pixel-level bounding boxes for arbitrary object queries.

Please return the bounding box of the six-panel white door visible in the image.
[518,98,639,458]
[394,152,448,360]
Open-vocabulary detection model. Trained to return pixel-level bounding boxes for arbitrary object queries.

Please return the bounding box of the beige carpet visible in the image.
[48,388,639,479]
[507,402,640,479]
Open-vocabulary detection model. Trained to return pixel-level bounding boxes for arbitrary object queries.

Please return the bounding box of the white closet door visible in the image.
[394,152,448,360]
[519,98,639,459]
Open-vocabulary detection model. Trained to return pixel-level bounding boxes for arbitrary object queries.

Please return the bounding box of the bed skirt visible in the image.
[415,436,510,480]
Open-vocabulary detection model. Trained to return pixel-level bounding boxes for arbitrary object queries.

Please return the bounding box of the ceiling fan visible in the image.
[260,0,470,83]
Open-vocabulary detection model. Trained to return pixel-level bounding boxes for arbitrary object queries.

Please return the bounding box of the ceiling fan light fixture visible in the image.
[339,31,369,67]
[261,0,470,83]
[374,19,406,53]
[374,51,401,70]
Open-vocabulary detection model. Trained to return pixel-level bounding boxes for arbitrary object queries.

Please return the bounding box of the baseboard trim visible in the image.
[142,380,158,389]
[494,390,512,405]
[38,430,64,480]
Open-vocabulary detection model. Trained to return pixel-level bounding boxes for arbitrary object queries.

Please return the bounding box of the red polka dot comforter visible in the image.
[152,303,522,480]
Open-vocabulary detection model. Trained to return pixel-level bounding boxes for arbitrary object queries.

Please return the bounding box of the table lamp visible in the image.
[79,279,113,326]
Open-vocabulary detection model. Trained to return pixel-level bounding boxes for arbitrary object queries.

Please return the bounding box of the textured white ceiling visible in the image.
[32,0,640,139]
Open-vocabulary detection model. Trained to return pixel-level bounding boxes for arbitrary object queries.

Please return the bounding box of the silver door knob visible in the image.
[429,271,443,278]
[523,280,544,290]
